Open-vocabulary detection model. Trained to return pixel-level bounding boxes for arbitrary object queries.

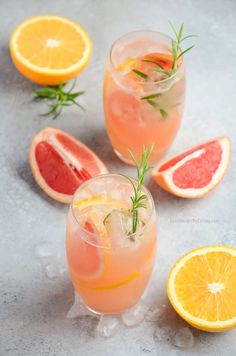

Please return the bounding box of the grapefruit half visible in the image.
[152,136,231,198]
[29,127,108,203]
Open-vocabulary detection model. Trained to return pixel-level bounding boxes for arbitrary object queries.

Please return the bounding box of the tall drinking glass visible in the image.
[103,30,186,165]
[66,174,157,314]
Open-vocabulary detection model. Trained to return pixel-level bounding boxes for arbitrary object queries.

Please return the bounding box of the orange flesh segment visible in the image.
[174,251,236,321]
[17,19,86,69]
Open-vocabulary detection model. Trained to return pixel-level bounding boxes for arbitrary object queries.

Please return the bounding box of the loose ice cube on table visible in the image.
[97,315,120,337]
[154,324,173,342]
[67,292,97,319]
[146,306,165,322]
[122,300,149,327]
[173,327,194,349]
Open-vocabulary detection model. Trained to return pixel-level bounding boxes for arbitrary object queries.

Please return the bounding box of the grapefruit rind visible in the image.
[29,127,108,203]
[167,245,236,332]
[152,136,231,198]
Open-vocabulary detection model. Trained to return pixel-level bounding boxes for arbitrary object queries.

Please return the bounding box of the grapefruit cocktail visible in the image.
[66,174,157,314]
[103,30,186,164]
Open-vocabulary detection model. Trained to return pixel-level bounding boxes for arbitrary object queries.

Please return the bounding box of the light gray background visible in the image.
[0,0,236,355]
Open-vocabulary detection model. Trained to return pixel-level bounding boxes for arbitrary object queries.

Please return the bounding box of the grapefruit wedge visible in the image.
[29,127,108,203]
[152,136,231,198]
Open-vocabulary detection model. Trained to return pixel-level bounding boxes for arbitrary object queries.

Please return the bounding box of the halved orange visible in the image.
[10,15,92,85]
[167,245,236,332]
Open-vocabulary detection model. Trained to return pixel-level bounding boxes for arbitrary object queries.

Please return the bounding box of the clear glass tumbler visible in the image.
[103,30,186,165]
[66,174,157,314]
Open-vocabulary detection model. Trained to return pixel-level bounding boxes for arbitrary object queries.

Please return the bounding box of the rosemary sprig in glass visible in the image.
[131,22,196,117]
[120,144,154,237]
[34,80,85,119]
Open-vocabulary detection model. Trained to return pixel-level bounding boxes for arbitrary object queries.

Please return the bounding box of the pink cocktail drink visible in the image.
[103,30,186,164]
[66,174,157,314]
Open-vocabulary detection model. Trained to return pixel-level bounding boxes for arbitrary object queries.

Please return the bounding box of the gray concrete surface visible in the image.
[1,0,236,355]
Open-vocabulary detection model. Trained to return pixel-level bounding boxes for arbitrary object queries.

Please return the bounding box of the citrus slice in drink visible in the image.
[72,195,141,288]
[29,127,108,203]
[118,52,176,82]
[67,215,109,282]
[152,136,231,198]
[10,15,92,85]
[167,245,236,332]
[74,195,128,211]
[138,52,174,76]
[68,220,102,279]
[71,195,125,279]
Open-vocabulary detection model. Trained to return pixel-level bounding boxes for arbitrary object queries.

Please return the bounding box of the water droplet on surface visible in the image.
[122,300,149,327]
[97,315,120,337]
[67,293,97,319]
[34,243,54,258]
[59,266,67,276]
[154,324,173,342]
[173,327,194,349]
[44,264,58,279]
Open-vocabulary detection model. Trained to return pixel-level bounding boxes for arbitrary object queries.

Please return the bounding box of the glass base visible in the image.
[68,291,150,327]
[114,147,170,166]
[85,300,134,315]
[113,149,135,166]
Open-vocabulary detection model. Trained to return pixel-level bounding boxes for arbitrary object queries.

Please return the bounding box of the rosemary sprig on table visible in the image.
[34,80,85,119]
[120,144,154,237]
[131,22,196,117]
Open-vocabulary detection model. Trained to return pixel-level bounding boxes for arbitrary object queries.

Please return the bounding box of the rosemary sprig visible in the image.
[168,21,197,76]
[120,144,154,237]
[136,23,196,116]
[34,80,85,119]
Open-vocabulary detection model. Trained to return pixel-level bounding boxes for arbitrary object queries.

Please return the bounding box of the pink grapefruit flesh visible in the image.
[29,127,108,203]
[152,136,231,198]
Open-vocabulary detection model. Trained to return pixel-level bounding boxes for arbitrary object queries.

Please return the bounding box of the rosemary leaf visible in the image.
[147,99,160,110]
[132,69,149,79]
[34,80,85,119]
[149,67,169,75]
[141,93,161,100]
[120,144,154,236]
[160,108,168,119]
[177,45,195,59]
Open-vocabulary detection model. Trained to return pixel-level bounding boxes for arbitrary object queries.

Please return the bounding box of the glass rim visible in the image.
[109,29,184,86]
[70,173,155,249]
